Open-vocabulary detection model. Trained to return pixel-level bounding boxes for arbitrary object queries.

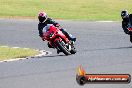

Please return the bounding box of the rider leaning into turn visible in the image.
[37,11,76,53]
[121,10,132,35]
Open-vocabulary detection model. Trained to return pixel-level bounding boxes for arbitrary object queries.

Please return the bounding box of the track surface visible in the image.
[0,19,132,88]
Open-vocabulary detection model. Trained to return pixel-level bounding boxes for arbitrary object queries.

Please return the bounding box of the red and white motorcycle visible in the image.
[42,24,76,55]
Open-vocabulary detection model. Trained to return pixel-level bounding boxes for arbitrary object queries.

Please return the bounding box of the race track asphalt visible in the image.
[0,19,132,88]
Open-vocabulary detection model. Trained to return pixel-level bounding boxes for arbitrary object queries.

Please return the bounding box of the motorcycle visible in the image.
[127,23,132,43]
[128,14,132,43]
[42,24,76,55]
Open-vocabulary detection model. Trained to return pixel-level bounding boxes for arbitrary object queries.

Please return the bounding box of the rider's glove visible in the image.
[55,23,60,27]
[42,38,45,41]
[41,36,45,41]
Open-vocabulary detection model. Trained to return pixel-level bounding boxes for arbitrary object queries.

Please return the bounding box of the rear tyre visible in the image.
[56,40,71,55]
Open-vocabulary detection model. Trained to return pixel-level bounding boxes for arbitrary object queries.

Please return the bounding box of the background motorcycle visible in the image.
[127,22,132,43]
[128,14,132,43]
[128,27,132,43]
[42,24,76,55]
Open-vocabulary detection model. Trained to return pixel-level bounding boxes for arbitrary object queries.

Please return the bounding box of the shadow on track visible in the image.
[34,54,66,58]
[79,46,132,52]
[43,54,66,57]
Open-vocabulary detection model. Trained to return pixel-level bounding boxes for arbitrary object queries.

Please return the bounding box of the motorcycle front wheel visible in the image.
[130,35,132,43]
[55,40,71,55]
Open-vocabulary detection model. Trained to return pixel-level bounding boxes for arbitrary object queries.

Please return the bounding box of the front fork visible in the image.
[54,38,72,51]
[130,35,132,43]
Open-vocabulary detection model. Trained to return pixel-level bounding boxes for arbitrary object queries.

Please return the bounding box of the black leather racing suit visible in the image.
[38,18,76,48]
[38,18,59,37]
[122,14,132,35]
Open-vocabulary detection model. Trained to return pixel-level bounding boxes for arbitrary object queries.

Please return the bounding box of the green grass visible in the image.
[0,46,39,61]
[0,0,132,20]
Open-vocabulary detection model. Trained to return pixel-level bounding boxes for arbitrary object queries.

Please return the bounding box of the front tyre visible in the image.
[130,35,132,43]
[55,40,71,55]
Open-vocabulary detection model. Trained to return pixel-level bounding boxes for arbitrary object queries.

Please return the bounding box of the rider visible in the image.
[121,10,132,35]
[38,11,76,53]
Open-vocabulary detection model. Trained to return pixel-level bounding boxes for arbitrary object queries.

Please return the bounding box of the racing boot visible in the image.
[60,28,76,42]
[69,34,76,42]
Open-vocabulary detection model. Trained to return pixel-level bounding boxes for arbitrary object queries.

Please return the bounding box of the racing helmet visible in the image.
[121,10,129,19]
[38,11,48,23]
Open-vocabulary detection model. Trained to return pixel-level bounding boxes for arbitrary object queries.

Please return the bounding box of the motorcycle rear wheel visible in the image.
[70,47,76,54]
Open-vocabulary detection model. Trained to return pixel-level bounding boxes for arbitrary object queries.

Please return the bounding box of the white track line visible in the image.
[0,46,52,63]
[0,50,52,63]
[95,21,115,22]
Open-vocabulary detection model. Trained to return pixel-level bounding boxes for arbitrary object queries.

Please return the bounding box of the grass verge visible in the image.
[0,0,132,21]
[0,46,39,61]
